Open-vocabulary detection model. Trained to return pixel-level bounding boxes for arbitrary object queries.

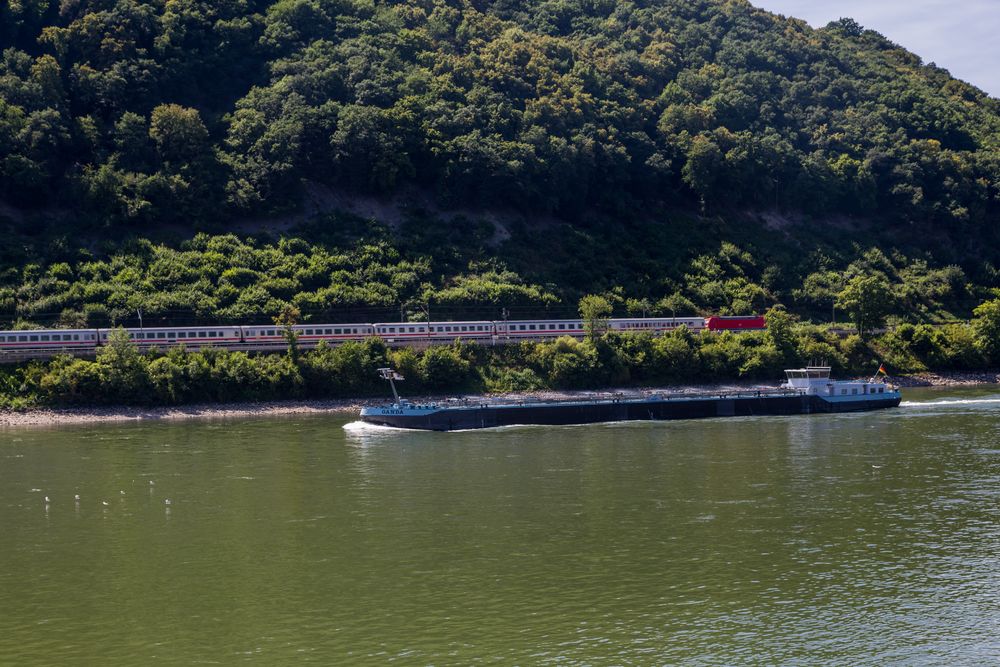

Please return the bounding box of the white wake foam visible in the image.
[342,420,404,432]
[901,397,1000,408]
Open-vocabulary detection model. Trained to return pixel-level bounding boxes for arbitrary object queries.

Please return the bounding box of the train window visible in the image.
[179,332,187,338]
[879,387,884,394]
[324,329,331,335]
[548,324,555,330]
[30,335,39,342]
[852,388,858,395]
[333,328,341,335]
[62,335,70,341]
[460,326,467,332]
[445,326,451,332]
[158,333,165,339]
[41,335,50,341]
[73,335,79,341]
[19,335,26,341]
[409,327,416,333]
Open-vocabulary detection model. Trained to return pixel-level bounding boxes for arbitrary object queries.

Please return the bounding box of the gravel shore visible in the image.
[3,371,998,427]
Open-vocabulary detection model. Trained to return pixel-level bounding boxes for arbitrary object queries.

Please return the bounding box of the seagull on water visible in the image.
[164,499,172,506]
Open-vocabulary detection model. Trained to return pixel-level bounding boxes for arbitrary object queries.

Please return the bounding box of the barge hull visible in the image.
[361,394,902,431]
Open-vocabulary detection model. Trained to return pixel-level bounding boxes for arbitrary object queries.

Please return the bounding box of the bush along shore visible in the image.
[3,305,1000,419]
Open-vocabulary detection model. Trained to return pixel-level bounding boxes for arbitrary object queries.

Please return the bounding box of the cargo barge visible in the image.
[359,366,901,431]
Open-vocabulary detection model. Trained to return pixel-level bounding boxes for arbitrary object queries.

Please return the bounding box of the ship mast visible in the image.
[378,367,404,404]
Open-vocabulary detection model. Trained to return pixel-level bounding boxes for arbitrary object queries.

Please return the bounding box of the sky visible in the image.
[752,0,1000,98]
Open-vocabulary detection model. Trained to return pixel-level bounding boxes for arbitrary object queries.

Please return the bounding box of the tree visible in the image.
[972,298,1000,364]
[625,297,652,317]
[149,104,210,164]
[97,327,149,400]
[764,305,796,359]
[274,304,301,362]
[579,294,612,341]
[657,293,697,320]
[681,136,723,207]
[835,275,894,339]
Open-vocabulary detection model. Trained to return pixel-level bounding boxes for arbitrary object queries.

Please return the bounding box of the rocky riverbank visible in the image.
[891,371,1000,387]
[3,371,998,427]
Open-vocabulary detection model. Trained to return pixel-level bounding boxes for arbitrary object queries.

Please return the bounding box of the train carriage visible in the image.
[413,321,494,341]
[498,319,584,338]
[705,315,766,331]
[374,321,493,342]
[241,323,376,347]
[107,326,243,348]
[292,323,375,345]
[609,317,705,333]
[0,328,99,349]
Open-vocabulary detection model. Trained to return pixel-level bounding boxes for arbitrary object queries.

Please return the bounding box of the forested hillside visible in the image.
[2,0,1000,327]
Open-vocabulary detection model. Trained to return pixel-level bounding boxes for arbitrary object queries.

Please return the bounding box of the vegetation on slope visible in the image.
[3,0,1000,383]
[2,0,999,232]
[4,303,1000,410]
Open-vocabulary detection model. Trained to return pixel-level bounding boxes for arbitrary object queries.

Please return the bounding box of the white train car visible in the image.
[374,322,431,341]
[104,326,243,348]
[609,317,705,333]
[292,323,375,345]
[498,319,584,338]
[241,323,376,346]
[0,328,99,349]
[419,321,494,341]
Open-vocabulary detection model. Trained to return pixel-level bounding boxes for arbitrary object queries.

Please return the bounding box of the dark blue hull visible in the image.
[361,393,902,431]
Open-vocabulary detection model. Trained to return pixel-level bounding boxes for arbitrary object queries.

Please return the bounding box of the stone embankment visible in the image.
[892,371,1000,387]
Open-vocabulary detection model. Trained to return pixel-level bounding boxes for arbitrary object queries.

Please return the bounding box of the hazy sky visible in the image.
[752,0,1000,98]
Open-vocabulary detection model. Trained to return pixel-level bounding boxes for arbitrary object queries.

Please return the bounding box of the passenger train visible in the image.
[0,315,764,354]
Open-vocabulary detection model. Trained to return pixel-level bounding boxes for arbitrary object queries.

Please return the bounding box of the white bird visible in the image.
[149,480,155,486]
[164,499,172,506]
[120,490,125,495]
[44,496,50,503]
[101,500,109,507]
[74,494,80,501]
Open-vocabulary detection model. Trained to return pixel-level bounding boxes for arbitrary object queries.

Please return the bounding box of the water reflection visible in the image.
[1,389,998,664]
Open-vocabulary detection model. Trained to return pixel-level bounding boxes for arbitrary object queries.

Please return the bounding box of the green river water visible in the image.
[1,386,999,665]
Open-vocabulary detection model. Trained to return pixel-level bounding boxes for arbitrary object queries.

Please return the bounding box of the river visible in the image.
[2,386,998,664]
